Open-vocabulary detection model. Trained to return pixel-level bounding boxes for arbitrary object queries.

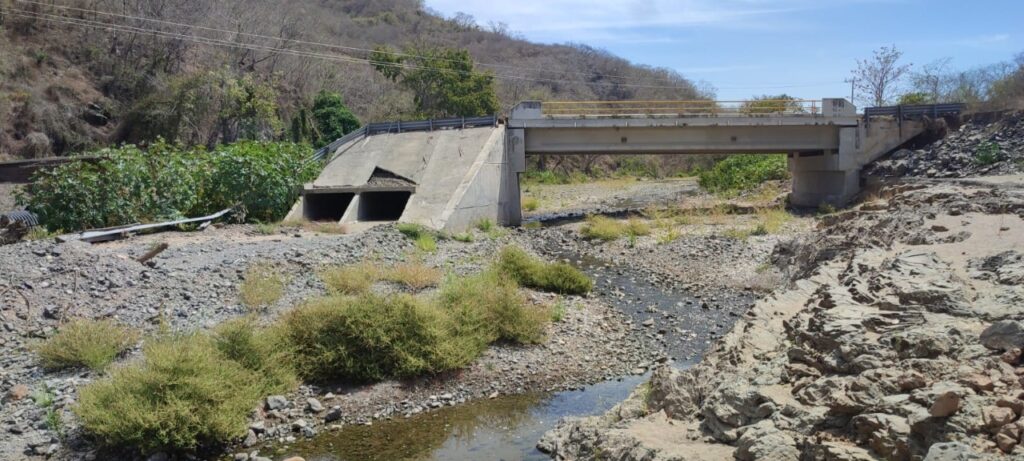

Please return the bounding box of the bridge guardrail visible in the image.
[864,103,966,120]
[540,100,823,117]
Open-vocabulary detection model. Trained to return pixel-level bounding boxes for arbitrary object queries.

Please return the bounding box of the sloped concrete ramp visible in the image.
[287,126,521,231]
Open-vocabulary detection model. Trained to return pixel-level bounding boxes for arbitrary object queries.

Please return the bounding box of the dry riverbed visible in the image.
[0,179,805,461]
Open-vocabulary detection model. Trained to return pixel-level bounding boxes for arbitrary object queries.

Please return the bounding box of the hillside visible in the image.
[0,0,706,160]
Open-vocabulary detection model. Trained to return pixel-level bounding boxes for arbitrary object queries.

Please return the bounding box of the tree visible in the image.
[898,92,930,105]
[311,91,360,147]
[371,46,500,119]
[740,94,804,114]
[114,70,282,147]
[851,45,912,107]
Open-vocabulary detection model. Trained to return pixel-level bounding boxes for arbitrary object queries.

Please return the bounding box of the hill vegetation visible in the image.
[0,0,706,160]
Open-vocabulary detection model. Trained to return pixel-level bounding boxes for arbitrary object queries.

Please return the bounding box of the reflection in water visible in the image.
[286,375,646,461]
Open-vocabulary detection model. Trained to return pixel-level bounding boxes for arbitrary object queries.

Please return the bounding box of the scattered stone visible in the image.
[981,321,1024,351]
[266,395,289,411]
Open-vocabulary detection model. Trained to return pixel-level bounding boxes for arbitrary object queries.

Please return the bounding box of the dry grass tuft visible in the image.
[383,262,443,290]
[239,262,286,310]
[35,319,138,372]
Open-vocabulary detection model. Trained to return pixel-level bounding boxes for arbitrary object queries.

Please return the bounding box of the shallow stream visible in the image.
[271,375,645,461]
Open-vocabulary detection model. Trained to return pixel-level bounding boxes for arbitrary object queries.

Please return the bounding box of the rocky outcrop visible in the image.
[866,111,1024,179]
[542,177,1024,460]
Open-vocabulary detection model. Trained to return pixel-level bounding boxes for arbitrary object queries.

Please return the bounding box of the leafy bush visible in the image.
[312,90,361,148]
[975,142,1003,166]
[522,196,540,212]
[212,317,296,392]
[698,154,788,194]
[279,294,453,382]
[281,267,549,382]
[35,319,138,372]
[438,269,549,345]
[74,334,275,454]
[495,246,593,295]
[19,141,320,232]
[238,262,286,310]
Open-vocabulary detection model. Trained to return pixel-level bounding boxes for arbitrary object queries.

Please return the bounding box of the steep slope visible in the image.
[0,0,705,160]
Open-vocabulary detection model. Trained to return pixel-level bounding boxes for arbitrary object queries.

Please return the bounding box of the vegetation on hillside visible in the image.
[0,0,705,159]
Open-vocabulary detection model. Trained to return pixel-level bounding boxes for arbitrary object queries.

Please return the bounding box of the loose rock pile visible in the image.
[867,112,1024,178]
[541,178,1024,460]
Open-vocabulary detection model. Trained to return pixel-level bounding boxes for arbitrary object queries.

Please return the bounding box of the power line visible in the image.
[4,2,848,94]
[4,6,711,91]
[12,0,699,88]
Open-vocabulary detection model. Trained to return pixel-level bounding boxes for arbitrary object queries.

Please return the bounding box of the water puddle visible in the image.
[277,375,646,461]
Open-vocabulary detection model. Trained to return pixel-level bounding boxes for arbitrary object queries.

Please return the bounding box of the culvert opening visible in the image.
[303,193,354,221]
[358,191,412,222]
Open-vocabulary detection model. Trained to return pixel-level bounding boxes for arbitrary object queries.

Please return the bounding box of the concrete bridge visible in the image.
[288,99,948,231]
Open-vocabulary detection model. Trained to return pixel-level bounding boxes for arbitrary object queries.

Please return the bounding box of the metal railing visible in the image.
[541,100,822,117]
[310,115,498,163]
[864,103,966,120]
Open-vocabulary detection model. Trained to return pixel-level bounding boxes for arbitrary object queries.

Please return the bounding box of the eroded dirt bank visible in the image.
[540,177,1024,460]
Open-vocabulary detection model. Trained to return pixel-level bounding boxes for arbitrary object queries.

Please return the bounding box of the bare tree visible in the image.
[852,45,912,107]
[910,58,952,103]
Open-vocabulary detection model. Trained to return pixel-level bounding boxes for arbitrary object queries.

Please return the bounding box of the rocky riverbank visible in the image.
[0,188,793,461]
[540,176,1024,460]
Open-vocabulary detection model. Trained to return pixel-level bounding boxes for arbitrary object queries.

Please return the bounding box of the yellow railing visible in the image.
[541,99,821,117]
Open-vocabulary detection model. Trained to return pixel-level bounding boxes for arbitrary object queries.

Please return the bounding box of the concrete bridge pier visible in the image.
[789,119,924,207]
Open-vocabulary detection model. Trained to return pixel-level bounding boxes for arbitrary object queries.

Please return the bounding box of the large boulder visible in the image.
[980,321,1024,351]
[734,420,800,461]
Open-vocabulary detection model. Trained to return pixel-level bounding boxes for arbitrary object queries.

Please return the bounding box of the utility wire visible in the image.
[10,0,846,91]
[4,3,846,92]
[4,7,716,90]
[12,0,695,87]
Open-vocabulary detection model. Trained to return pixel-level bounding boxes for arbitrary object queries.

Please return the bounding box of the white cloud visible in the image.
[953,34,1011,46]
[426,0,831,39]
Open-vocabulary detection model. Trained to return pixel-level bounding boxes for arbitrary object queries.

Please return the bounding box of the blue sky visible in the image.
[425,0,1023,103]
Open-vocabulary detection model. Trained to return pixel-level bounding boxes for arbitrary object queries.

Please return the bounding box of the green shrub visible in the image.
[74,334,271,454]
[312,90,361,148]
[522,196,540,211]
[238,262,286,310]
[18,141,319,232]
[495,246,593,295]
[698,154,788,194]
[452,232,474,242]
[415,233,438,252]
[475,218,495,232]
[397,223,426,239]
[212,317,296,392]
[279,294,452,382]
[975,142,1003,166]
[626,218,651,236]
[35,319,138,372]
[580,215,626,241]
[438,270,549,345]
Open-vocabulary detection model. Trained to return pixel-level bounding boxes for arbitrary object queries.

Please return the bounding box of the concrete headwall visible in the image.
[290,126,517,232]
